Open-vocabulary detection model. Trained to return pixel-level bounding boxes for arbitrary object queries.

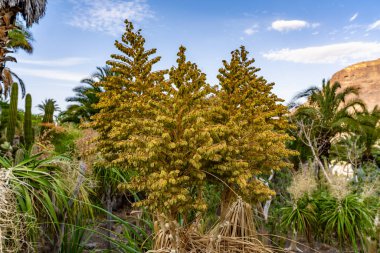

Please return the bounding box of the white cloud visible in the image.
[13,68,87,82]
[262,41,380,64]
[368,20,380,31]
[68,0,154,36]
[244,24,259,35]
[311,23,320,28]
[350,13,358,22]
[271,20,310,32]
[18,57,91,67]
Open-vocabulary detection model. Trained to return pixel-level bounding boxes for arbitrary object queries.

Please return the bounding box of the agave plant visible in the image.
[0,149,95,251]
[0,152,68,250]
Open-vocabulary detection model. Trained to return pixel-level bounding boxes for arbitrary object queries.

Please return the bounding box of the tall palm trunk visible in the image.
[0,8,17,61]
[0,8,17,94]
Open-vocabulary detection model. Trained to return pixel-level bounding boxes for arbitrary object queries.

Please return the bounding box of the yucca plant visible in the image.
[318,193,376,252]
[281,195,317,250]
[0,150,96,251]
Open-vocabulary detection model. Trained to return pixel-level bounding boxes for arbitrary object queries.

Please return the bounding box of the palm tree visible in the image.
[291,80,364,161]
[38,98,59,113]
[38,98,59,134]
[8,21,33,53]
[0,0,47,97]
[60,66,112,123]
[355,106,380,162]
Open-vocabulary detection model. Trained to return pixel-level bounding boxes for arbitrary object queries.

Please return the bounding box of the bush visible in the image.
[318,193,376,252]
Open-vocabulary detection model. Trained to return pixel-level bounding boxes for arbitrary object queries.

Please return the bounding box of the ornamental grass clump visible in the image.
[287,168,317,201]
[328,174,350,200]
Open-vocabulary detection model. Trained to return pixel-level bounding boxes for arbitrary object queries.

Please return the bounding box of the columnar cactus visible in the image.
[24,93,33,149]
[6,83,18,143]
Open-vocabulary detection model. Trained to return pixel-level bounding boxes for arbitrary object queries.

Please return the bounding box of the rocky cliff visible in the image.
[330,59,380,111]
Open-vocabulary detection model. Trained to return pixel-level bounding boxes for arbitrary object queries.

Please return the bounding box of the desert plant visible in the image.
[6,82,18,143]
[23,93,33,148]
[0,153,68,249]
[212,45,296,208]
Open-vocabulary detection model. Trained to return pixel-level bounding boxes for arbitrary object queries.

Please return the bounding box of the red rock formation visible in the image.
[331,59,380,111]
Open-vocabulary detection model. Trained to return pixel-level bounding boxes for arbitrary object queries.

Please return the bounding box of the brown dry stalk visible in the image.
[149,198,272,253]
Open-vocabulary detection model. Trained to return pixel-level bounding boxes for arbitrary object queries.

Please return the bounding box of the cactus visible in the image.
[24,93,33,149]
[6,83,18,143]
[14,148,25,164]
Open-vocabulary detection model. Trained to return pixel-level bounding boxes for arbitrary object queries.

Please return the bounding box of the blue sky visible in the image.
[8,0,380,113]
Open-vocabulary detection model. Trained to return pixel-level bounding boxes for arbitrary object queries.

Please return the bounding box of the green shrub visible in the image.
[318,193,376,252]
[281,195,317,243]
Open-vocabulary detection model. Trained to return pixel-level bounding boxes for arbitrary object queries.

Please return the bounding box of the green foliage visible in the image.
[7,21,33,54]
[0,153,69,245]
[49,124,82,154]
[318,193,376,252]
[354,106,380,162]
[281,196,317,242]
[23,93,33,149]
[61,66,112,124]
[331,134,364,168]
[118,211,153,252]
[38,98,59,133]
[291,80,364,160]
[6,83,18,143]
[60,225,86,253]
[93,166,130,195]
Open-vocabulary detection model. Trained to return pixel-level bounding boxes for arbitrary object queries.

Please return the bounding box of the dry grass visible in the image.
[287,167,317,201]
[329,174,350,200]
[149,198,272,253]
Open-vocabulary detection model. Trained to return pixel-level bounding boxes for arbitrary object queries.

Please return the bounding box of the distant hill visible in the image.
[331,59,380,111]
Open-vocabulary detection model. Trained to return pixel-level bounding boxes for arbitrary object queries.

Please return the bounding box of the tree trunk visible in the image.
[286,230,303,252]
[0,8,17,66]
